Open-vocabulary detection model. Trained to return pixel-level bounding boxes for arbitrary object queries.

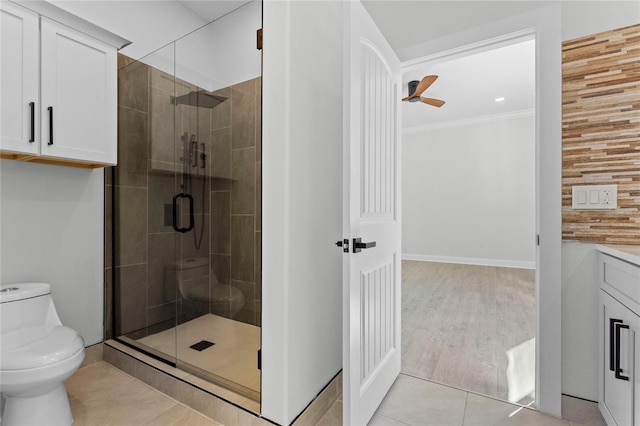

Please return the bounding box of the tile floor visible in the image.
[64,358,594,425]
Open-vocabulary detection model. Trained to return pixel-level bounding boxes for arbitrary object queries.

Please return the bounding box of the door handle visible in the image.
[615,321,630,381]
[610,318,623,371]
[353,237,376,253]
[47,106,54,145]
[172,193,194,233]
[29,102,35,142]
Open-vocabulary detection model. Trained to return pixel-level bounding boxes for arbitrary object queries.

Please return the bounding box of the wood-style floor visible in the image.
[401,260,535,403]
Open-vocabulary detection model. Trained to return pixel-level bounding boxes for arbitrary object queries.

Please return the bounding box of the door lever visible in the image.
[353,237,376,253]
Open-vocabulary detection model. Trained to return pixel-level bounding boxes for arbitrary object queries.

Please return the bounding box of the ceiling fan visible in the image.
[402,75,446,108]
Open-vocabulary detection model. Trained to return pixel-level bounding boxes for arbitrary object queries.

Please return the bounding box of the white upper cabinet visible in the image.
[0,1,39,155]
[40,17,117,165]
[0,1,125,168]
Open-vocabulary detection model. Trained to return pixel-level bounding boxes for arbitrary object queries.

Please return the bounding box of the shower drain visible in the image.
[190,340,215,352]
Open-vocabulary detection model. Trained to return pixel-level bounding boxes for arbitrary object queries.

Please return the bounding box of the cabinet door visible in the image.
[0,1,39,154]
[602,290,633,426]
[40,17,116,165]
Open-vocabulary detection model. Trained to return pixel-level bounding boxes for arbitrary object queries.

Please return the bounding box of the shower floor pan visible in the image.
[137,314,260,401]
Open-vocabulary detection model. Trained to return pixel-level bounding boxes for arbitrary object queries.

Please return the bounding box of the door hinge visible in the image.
[257,349,261,370]
[257,28,263,50]
[536,234,540,246]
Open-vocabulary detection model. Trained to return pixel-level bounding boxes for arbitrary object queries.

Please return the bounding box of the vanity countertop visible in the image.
[596,244,640,267]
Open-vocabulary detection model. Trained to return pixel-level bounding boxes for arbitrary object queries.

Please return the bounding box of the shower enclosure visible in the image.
[107,2,262,402]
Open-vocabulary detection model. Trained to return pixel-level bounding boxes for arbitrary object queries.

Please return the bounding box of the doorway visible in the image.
[400,37,537,406]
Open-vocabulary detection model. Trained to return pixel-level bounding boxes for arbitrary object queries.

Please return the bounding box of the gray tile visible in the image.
[211,128,231,191]
[104,268,113,340]
[238,410,271,426]
[231,216,255,282]
[115,264,147,335]
[148,173,177,234]
[135,361,187,401]
[256,77,262,161]
[114,187,148,266]
[210,254,230,286]
[231,79,256,149]
[103,346,137,378]
[80,343,104,369]
[211,88,231,130]
[368,414,409,425]
[561,395,606,426]
[255,232,261,301]
[148,301,177,329]
[150,66,176,94]
[116,107,148,188]
[118,60,149,112]
[147,233,176,306]
[181,213,210,261]
[150,87,177,165]
[179,384,239,426]
[255,162,261,232]
[231,148,255,215]
[211,192,231,255]
[375,375,467,426]
[463,393,569,426]
[105,185,113,268]
[231,280,255,325]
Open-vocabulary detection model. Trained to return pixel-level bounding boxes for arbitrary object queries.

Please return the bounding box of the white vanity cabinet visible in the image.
[0,1,125,168]
[599,251,640,426]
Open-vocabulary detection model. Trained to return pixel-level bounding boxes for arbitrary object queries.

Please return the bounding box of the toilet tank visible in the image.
[0,283,62,349]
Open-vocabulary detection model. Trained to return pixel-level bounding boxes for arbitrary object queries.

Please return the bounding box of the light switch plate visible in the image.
[572,184,617,210]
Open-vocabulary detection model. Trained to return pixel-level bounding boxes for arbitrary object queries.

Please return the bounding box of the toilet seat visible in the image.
[2,326,84,370]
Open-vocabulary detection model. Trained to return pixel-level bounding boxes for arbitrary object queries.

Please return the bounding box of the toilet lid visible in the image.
[2,325,84,370]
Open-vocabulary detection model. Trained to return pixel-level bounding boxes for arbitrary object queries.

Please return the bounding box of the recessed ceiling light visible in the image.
[495,97,505,102]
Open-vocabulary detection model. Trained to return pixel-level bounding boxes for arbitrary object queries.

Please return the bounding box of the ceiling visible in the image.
[360,1,541,130]
[173,0,536,129]
[177,0,252,22]
[400,39,535,130]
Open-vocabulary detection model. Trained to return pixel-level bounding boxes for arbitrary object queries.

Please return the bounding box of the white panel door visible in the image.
[0,1,39,155]
[40,17,117,164]
[343,2,401,425]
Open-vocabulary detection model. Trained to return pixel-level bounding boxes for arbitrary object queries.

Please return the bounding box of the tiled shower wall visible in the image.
[105,54,261,340]
[562,24,640,244]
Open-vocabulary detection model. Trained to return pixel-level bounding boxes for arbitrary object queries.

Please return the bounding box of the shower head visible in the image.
[171,90,227,109]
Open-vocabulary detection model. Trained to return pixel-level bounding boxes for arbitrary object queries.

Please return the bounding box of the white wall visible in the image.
[262,1,343,424]
[402,114,535,268]
[0,160,104,345]
[561,1,640,41]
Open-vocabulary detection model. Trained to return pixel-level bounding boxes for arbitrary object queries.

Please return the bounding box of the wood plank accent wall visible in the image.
[562,23,640,244]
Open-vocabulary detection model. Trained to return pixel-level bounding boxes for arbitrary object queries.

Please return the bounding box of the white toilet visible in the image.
[165,257,245,317]
[0,283,85,426]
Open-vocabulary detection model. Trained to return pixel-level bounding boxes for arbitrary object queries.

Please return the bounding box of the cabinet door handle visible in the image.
[615,321,630,381]
[610,318,623,371]
[47,106,53,145]
[29,102,35,143]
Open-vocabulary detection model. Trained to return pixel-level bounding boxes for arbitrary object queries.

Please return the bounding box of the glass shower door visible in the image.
[113,1,262,403]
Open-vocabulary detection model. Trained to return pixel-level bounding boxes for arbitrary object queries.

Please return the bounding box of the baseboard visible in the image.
[401,254,536,270]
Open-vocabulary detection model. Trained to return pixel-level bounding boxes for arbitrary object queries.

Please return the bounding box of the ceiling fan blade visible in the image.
[420,97,446,107]
[413,75,438,96]
[402,96,410,101]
